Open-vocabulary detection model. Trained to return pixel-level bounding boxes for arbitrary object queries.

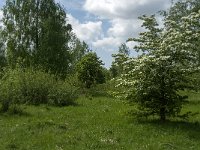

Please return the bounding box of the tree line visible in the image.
[0,0,106,86]
[0,0,108,112]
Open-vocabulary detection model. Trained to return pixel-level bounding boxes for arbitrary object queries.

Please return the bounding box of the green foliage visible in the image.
[48,80,78,106]
[82,82,114,98]
[76,52,106,88]
[0,67,78,112]
[35,0,72,76]
[101,67,112,81]
[163,0,200,64]
[118,43,130,56]
[7,104,24,115]
[110,43,130,78]
[0,28,6,70]
[19,68,55,105]
[118,13,200,121]
[0,68,23,112]
[163,0,200,23]
[2,0,72,76]
[69,34,90,73]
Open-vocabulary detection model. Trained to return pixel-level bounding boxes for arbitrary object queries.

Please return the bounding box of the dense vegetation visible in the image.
[76,52,106,88]
[0,0,108,112]
[0,0,200,148]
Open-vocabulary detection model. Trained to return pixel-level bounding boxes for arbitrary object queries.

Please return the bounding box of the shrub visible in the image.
[117,14,199,121]
[19,68,55,105]
[0,67,78,111]
[0,68,23,112]
[76,52,105,88]
[8,104,24,115]
[48,80,78,106]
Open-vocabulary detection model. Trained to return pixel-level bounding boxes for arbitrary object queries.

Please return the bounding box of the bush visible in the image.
[76,52,105,88]
[0,67,78,111]
[19,68,55,105]
[0,68,23,112]
[48,80,78,106]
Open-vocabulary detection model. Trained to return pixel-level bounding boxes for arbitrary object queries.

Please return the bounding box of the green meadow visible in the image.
[1,1,200,149]
[0,93,200,150]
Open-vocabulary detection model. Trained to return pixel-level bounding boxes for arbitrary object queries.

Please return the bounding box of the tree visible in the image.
[163,0,200,23]
[34,0,72,76]
[117,13,200,121]
[2,0,72,76]
[163,0,200,63]
[69,34,90,73]
[118,43,130,56]
[76,52,105,88]
[110,43,130,78]
[164,0,200,89]
[2,0,34,67]
[0,28,6,70]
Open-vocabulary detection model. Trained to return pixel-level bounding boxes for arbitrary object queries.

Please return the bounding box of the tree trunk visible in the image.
[35,0,39,51]
[160,67,166,122]
[160,107,166,122]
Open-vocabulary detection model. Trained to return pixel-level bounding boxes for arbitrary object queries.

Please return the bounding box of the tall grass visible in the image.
[0,95,199,149]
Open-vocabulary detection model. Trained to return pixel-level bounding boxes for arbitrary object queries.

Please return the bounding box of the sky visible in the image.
[0,0,173,68]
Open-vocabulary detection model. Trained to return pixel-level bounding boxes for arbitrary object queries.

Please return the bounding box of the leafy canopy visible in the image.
[2,0,72,76]
[76,52,105,88]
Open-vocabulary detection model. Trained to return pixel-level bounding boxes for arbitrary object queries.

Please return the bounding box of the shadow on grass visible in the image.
[63,101,79,107]
[187,100,200,105]
[0,110,31,117]
[137,119,200,140]
[0,105,33,117]
[32,100,80,108]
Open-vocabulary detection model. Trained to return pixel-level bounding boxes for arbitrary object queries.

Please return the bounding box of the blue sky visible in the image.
[0,0,173,68]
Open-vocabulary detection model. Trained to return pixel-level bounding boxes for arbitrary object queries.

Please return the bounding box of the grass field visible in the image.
[0,93,200,150]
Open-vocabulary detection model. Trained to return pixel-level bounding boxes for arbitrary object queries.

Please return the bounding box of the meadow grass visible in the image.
[0,93,200,150]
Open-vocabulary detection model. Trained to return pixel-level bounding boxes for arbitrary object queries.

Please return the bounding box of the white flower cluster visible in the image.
[116,10,200,100]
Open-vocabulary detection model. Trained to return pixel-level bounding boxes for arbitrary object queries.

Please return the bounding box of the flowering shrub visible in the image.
[117,13,200,121]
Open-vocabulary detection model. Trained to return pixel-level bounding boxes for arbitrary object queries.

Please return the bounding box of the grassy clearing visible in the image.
[0,93,200,150]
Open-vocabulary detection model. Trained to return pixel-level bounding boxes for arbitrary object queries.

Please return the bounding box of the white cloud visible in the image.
[67,14,103,43]
[56,0,84,10]
[84,0,170,20]
[93,37,122,51]
[108,18,143,38]
[83,0,171,56]
[92,18,144,53]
